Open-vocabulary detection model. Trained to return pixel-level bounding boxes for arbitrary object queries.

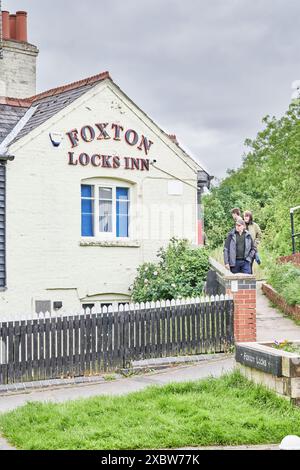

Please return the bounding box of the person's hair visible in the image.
[244,210,253,223]
[231,208,241,216]
[236,217,245,227]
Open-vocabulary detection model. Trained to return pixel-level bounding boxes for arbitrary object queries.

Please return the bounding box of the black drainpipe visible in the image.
[0,155,14,289]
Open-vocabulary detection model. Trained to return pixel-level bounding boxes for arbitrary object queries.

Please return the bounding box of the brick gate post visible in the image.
[208,258,257,343]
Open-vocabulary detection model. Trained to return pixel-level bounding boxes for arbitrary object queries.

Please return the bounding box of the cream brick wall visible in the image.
[0,40,38,98]
[0,80,200,315]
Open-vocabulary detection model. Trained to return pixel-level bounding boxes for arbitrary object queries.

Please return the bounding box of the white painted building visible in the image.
[0,10,209,315]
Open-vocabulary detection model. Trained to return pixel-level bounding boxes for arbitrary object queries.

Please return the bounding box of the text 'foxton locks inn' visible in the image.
[0,10,211,315]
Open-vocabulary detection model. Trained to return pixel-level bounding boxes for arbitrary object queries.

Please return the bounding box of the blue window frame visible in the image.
[81,184,130,238]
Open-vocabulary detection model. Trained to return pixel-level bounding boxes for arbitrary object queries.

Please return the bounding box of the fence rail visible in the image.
[0,295,234,385]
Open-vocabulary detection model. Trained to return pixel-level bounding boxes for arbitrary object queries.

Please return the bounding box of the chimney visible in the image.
[169,134,179,146]
[9,14,17,40]
[0,10,39,98]
[1,11,28,42]
[2,11,10,40]
[16,11,28,42]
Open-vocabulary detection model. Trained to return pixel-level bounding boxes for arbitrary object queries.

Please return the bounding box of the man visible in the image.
[231,208,241,221]
[243,210,262,265]
[224,217,256,274]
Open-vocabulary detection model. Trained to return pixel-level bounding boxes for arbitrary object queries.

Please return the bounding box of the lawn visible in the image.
[1,371,300,450]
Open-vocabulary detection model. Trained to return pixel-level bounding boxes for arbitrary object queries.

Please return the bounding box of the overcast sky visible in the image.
[5,0,300,178]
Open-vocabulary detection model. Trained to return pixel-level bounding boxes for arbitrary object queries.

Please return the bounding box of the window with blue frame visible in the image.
[81,184,130,238]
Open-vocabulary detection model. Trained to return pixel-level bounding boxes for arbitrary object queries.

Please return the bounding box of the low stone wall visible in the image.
[262,283,300,321]
[209,258,257,343]
[278,253,300,267]
[236,341,300,405]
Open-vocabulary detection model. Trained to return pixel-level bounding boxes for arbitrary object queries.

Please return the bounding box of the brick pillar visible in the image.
[225,276,257,343]
[208,258,257,343]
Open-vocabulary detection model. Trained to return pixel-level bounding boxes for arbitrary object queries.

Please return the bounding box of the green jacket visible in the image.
[246,222,262,249]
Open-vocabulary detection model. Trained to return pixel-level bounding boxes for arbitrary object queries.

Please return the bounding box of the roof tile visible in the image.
[0,70,110,146]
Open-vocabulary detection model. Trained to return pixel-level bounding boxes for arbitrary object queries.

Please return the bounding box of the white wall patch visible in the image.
[168,180,183,196]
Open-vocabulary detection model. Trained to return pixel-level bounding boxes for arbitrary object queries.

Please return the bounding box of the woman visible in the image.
[243,210,262,268]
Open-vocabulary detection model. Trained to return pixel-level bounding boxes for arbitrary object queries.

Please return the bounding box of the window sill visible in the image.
[79,239,141,248]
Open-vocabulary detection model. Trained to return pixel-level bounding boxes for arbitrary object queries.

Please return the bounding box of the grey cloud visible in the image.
[6,0,300,177]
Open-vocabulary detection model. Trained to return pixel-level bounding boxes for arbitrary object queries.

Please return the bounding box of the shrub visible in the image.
[267,262,300,306]
[131,238,210,303]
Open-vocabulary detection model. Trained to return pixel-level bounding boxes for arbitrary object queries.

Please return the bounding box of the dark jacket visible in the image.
[224,229,256,267]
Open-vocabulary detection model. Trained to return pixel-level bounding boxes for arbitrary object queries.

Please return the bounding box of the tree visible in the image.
[203,101,300,255]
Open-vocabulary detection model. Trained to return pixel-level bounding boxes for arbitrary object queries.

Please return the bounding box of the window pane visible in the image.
[116,187,129,200]
[99,201,112,232]
[117,201,129,216]
[81,198,94,213]
[116,188,129,237]
[81,185,94,236]
[99,187,113,233]
[82,214,94,236]
[81,185,92,198]
[117,215,129,237]
[99,187,112,200]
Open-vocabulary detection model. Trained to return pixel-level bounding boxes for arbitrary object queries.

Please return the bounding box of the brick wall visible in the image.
[278,253,300,267]
[0,40,39,98]
[262,283,300,321]
[210,258,257,342]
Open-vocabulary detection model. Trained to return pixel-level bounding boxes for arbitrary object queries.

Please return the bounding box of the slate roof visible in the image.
[0,71,110,146]
[0,70,203,171]
[0,103,28,144]
[14,84,95,143]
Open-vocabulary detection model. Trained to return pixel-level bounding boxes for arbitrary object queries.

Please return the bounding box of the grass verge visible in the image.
[1,371,300,450]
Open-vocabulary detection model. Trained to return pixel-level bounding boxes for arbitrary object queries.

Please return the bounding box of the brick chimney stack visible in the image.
[0,10,39,98]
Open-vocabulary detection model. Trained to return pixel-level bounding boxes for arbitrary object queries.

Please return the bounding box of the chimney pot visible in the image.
[169,134,179,145]
[16,11,28,42]
[2,11,10,39]
[9,14,17,40]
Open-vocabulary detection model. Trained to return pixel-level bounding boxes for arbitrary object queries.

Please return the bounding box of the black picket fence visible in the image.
[0,296,234,385]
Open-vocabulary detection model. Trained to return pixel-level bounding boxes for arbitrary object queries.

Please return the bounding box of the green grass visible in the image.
[273,340,300,354]
[1,371,300,450]
[267,262,300,306]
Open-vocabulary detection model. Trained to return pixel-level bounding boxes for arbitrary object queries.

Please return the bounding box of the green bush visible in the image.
[131,238,210,303]
[267,262,300,306]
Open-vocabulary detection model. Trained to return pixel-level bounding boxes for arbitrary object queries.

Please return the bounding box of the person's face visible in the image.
[232,212,239,220]
[236,223,245,234]
[244,214,250,224]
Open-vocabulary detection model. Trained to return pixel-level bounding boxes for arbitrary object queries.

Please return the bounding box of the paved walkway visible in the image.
[257,282,300,342]
[0,357,234,415]
[180,444,279,450]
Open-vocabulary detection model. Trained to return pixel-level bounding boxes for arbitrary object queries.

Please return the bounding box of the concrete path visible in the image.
[0,436,15,450]
[257,282,300,342]
[0,357,234,414]
[180,444,279,450]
